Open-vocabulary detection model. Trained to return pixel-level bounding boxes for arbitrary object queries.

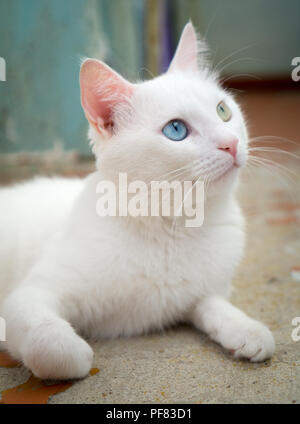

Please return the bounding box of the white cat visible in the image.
[0,23,274,380]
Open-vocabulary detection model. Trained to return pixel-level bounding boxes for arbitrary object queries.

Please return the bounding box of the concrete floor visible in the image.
[0,89,299,403]
[49,162,300,404]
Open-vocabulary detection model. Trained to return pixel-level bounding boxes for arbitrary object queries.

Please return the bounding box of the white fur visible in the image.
[0,24,274,379]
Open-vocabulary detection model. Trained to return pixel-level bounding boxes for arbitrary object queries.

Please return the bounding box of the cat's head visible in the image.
[80,22,248,196]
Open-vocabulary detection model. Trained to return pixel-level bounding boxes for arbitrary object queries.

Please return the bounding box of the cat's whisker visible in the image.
[144,160,200,188]
[169,174,203,239]
[133,164,201,210]
[248,155,297,178]
[240,162,255,182]
[248,147,300,160]
[226,87,245,94]
[140,67,156,79]
[216,57,262,76]
[213,42,258,73]
[247,160,294,187]
[204,7,220,40]
[249,135,300,147]
[247,159,287,186]
[247,156,298,199]
[247,137,300,188]
[139,163,203,214]
[221,73,261,84]
[246,159,296,200]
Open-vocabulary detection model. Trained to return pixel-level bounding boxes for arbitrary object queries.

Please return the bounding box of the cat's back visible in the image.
[0,176,84,294]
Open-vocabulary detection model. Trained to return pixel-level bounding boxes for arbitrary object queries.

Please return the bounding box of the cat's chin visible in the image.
[211,163,239,184]
[207,165,240,197]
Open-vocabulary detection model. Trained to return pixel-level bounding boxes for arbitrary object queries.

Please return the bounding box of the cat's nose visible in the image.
[217,137,238,159]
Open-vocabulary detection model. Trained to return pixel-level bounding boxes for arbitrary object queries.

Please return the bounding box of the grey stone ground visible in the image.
[0,158,299,403]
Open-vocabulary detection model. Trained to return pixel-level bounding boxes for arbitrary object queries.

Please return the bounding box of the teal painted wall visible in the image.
[0,0,144,154]
[0,0,299,154]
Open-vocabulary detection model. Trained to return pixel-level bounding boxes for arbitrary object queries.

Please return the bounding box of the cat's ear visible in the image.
[168,22,199,73]
[80,59,134,137]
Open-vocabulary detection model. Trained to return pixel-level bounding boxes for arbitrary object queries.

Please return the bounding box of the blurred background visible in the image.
[0,0,299,182]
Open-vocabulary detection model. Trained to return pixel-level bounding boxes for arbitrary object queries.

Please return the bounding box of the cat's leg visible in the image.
[1,286,93,379]
[189,296,275,361]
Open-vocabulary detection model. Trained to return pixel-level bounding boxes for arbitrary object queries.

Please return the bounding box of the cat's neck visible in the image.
[80,170,239,240]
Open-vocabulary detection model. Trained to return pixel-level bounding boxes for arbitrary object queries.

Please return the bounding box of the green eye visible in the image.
[217,101,232,122]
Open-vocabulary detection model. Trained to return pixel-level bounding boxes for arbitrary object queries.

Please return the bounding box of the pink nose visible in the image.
[218,137,238,158]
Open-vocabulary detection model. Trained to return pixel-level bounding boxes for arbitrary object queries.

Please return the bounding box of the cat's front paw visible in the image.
[220,320,275,362]
[22,322,93,380]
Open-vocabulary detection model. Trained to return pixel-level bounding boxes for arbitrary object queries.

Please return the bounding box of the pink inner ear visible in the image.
[80,59,134,132]
[168,22,198,73]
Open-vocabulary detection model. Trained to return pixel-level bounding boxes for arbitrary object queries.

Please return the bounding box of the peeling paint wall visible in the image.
[1,0,299,156]
[0,0,144,154]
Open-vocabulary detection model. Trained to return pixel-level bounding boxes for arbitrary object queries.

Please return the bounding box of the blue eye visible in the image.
[162,120,188,141]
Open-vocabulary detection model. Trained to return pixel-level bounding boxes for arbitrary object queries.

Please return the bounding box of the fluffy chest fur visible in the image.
[31,173,244,339]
